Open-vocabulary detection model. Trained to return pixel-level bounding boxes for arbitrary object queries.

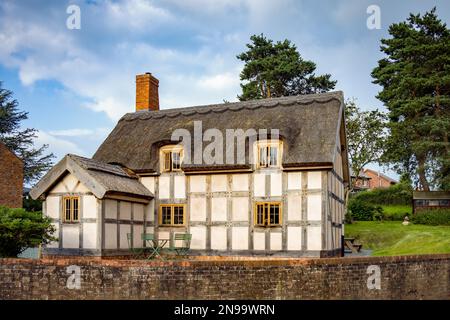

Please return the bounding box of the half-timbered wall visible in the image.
[139,168,334,256]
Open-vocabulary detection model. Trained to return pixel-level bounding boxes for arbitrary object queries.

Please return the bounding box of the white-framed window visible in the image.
[160,145,183,172]
[256,140,282,168]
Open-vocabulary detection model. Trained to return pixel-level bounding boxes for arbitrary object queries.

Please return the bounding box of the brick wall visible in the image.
[0,254,449,299]
[0,142,23,208]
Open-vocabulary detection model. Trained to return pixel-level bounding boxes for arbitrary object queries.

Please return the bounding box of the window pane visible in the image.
[172,152,181,170]
[173,206,184,225]
[65,198,71,221]
[73,198,79,221]
[161,206,172,225]
[269,146,278,166]
[270,204,280,225]
[256,204,264,225]
[164,152,171,171]
[259,147,267,167]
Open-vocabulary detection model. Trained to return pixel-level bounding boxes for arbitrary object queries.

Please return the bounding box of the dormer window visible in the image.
[161,145,183,172]
[256,140,281,168]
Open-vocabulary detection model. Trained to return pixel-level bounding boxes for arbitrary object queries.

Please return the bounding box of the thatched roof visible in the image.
[94,91,348,176]
[30,154,153,201]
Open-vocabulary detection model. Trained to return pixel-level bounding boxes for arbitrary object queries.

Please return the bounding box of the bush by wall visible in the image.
[348,199,383,221]
[351,183,412,206]
[411,208,450,226]
[0,206,56,257]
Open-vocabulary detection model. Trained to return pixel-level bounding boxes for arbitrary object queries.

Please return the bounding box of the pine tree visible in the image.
[237,34,336,101]
[372,8,450,190]
[0,82,54,184]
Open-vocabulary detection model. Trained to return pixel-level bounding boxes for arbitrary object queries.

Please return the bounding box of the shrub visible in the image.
[348,198,383,221]
[350,183,412,206]
[0,206,57,257]
[381,205,412,221]
[411,209,450,226]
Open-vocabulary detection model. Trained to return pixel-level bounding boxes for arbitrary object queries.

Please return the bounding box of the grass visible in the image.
[345,221,450,256]
[380,205,412,220]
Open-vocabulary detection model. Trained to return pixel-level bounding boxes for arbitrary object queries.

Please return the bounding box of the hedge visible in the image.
[411,208,450,226]
[350,183,412,206]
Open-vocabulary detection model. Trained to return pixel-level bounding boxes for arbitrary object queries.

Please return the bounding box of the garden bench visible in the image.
[344,237,362,253]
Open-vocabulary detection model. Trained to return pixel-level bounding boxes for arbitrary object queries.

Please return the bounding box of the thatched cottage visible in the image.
[31,73,350,257]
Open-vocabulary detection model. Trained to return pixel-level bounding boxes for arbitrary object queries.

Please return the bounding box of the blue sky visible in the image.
[1,0,449,180]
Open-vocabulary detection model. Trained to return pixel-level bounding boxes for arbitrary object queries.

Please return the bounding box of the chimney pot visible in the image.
[136,73,159,111]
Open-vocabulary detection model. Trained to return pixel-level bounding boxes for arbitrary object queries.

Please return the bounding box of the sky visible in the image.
[1,0,449,181]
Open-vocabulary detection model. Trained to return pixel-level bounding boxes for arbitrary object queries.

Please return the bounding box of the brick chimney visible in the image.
[135,72,159,111]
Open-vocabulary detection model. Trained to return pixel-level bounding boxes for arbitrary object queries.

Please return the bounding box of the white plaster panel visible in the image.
[287,195,302,221]
[270,172,282,196]
[82,222,97,249]
[145,201,155,222]
[253,232,265,251]
[62,225,79,249]
[50,176,68,193]
[82,195,97,219]
[133,225,144,248]
[190,197,206,221]
[74,181,90,193]
[133,203,144,221]
[119,224,131,249]
[307,226,322,250]
[105,223,117,249]
[211,197,227,222]
[189,175,206,193]
[104,199,117,219]
[119,201,132,220]
[232,227,248,250]
[46,196,60,219]
[159,176,170,199]
[287,226,302,250]
[190,226,207,250]
[307,194,322,220]
[174,175,186,199]
[308,171,322,189]
[140,177,155,193]
[232,174,249,191]
[211,175,227,192]
[146,226,154,234]
[232,197,248,221]
[63,174,79,192]
[253,173,266,197]
[46,223,59,248]
[287,172,302,190]
[270,232,282,251]
[210,226,227,250]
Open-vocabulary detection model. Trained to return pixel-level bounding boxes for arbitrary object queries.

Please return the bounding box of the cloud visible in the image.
[48,128,110,137]
[36,131,85,160]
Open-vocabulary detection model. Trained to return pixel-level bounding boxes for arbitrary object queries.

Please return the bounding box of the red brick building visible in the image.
[0,141,23,208]
[363,168,397,189]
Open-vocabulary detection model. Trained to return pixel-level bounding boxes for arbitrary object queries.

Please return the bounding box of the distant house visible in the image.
[363,169,397,189]
[413,191,450,214]
[0,141,23,208]
[350,169,371,192]
[31,73,350,258]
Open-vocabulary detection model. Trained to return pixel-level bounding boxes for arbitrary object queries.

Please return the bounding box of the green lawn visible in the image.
[345,221,450,256]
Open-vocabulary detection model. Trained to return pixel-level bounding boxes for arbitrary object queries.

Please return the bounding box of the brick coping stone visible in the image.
[1,253,449,268]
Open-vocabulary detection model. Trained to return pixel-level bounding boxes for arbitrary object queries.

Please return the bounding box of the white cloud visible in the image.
[48,128,110,137]
[36,131,85,160]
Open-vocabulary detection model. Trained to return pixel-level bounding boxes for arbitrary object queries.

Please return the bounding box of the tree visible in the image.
[237,34,336,101]
[345,99,387,190]
[372,8,450,191]
[0,82,54,184]
[0,206,56,257]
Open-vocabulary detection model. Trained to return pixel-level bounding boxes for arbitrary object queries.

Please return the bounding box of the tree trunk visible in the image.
[417,155,430,191]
